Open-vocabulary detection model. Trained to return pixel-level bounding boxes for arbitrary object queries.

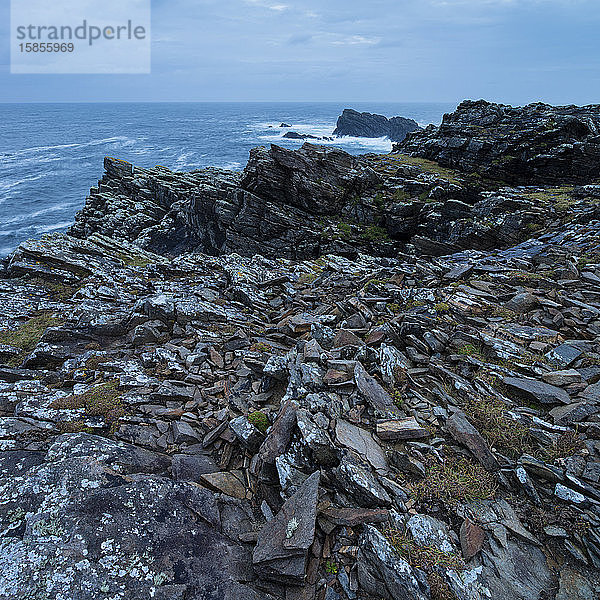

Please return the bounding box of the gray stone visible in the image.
[335,419,388,474]
[546,344,584,368]
[542,369,582,387]
[354,361,400,416]
[333,453,391,507]
[376,417,428,441]
[230,416,265,453]
[556,567,598,600]
[357,525,428,600]
[504,292,537,314]
[253,471,320,584]
[172,453,218,482]
[503,376,571,405]
[446,411,500,472]
[550,402,598,426]
[172,421,202,444]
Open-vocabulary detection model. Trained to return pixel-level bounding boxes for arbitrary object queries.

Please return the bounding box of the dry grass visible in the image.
[544,430,585,462]
[410,453,497,504]
[464,395,533,458]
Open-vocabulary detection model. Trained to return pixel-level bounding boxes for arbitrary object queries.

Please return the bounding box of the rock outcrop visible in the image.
[333,109,420,142]
[397,99,600,184]
[3,196,600,598]
[71,142,599,260]
[4,102,600,600]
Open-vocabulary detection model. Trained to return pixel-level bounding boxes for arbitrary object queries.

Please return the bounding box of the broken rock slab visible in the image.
[332,453,392,508]
[357,525,429,600]
[253,470,320,585]
[446,410,500,472]
[336,419,388,474]
[354,361,401,416]
[542,369,582,387]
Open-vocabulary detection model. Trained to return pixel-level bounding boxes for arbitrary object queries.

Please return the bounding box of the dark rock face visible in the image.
[282,131,320,140]
[397,99,600,184]
[70,142,593,261]
[0,434,266,600]
[333,108,420,142]
[69,146,387,260]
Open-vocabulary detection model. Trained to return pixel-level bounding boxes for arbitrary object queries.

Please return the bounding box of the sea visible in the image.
[0,102,455,258]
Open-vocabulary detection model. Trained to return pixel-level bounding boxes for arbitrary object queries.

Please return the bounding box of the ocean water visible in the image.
[0,102,454,258]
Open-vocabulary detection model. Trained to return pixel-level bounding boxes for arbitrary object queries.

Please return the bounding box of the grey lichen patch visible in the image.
[285,517,299,539]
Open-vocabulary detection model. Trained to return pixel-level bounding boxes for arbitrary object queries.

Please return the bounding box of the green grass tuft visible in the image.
[51,380,125,424]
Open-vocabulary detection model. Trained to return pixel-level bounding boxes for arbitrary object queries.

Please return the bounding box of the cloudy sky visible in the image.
[2,0,599,103]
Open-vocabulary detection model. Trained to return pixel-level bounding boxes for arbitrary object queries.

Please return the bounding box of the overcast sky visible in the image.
[2,0,599,104]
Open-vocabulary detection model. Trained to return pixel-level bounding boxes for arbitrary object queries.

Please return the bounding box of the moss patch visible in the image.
[361,225,389,242]
[114,251,153,268]
[26,277,79,301]
[383,529,464,571]
[383,529,462,600]
[57,420,94,434]
[248,410,270,433]
[457,343,485,360]
[51,380,125,424]
[388,153,462,184]
[0,312,61,366]
[521,187,576,213]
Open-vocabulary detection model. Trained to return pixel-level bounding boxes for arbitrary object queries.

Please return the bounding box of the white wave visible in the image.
[0,201,81,226]
[35,221,72,233]
[0,172,49,195]
[216,161,243,171]
[0,136,136,160]
[258,129,392,153]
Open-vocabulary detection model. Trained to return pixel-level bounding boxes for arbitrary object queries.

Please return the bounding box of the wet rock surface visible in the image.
[3,104,600,599]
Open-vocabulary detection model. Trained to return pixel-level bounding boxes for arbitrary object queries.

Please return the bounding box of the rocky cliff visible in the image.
[397,99,600,184]
[1,103,600,600]
[71,141,595,260]
[333,109,420,142]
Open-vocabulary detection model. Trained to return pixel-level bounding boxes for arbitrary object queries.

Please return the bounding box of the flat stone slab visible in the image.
[354,361,400,416]
[542,369,582,387]
[336,419,388,474]
[199,470,249,499]
[503,376,571,405]
[376,417,428,441]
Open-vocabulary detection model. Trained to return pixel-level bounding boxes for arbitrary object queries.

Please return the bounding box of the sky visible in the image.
[1,0,599,104]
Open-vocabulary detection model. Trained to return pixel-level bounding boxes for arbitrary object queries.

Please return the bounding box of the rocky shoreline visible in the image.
[1,101,600,600]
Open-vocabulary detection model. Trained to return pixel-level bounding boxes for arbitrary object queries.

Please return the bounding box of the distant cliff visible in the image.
[333,108,420,142]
